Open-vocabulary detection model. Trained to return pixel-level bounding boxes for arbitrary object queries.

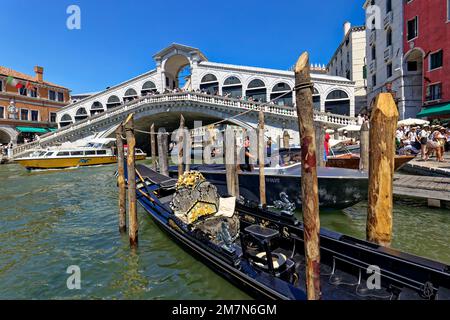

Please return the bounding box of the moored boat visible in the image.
[131,165,450,300]
[169,163,368,211]
[15,138,146,170]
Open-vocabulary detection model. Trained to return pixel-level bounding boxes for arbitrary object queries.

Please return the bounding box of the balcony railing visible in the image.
[384,46,393,61]
[384,11,393,29]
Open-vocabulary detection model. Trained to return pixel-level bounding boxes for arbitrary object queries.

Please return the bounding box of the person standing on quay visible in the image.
[419,125,429,160]
[324,128,331,162]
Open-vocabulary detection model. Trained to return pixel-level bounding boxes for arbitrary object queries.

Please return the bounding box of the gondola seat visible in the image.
[254,252,288,270]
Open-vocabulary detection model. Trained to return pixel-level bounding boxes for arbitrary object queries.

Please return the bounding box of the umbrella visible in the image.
[337,125,362,132]
[397,118,430,127]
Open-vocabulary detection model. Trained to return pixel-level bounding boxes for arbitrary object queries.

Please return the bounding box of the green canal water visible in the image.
[0,162,449,299]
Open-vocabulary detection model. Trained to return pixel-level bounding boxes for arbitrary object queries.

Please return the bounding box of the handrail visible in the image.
[12,92,356,157]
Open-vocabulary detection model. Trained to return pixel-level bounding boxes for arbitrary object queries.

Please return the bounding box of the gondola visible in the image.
[168,163,368,211]
[131,164,450,300]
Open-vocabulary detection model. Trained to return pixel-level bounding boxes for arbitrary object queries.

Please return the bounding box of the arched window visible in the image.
[200,74,219,94]
[106,95,121,109]
[60,114,73,127]
[90,101,104,116]
[141,81,157,96]
[222,76,242,98]
[124,88,138,102]
[270,82,292,107]
[325,90,350,116]
[246,79,266,102]
[74,108,88,122]
[313,87,321,111]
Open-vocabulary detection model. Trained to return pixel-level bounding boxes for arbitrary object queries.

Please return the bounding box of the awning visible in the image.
[417,102,450,118]
[16,126,49,134]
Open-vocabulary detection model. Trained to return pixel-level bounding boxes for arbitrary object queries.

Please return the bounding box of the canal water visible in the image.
[0,162,448,299]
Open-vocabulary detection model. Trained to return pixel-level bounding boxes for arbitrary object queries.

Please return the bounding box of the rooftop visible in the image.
[0,66,69,90]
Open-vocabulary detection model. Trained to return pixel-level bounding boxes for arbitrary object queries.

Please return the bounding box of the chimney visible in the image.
[343,21,351,38]
[34,66,44,83]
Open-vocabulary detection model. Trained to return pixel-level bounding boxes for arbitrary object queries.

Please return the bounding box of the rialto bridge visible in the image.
[13,44,357,157]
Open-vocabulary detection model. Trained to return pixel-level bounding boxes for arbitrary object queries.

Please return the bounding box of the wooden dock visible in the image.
[394,174,450,208]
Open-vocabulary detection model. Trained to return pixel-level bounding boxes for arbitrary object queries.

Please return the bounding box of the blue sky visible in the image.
[0,0,365,94]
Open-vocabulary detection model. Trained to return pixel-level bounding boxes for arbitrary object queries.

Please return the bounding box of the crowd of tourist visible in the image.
[396,124,450,162]
[141,87,279,105]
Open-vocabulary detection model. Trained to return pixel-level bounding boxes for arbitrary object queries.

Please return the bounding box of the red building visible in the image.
[404,0,450,120]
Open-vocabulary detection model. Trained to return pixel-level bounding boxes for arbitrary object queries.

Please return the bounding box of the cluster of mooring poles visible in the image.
[293,52,398,300]
[116,114,139,247]
[115,53,398,299]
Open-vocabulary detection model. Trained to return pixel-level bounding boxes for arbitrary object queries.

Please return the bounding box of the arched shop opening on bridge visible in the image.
[60,114,73,127]
[200,74,219,94]
[313,88,321,111]
[123,88,138,103]
[270,82,292,107]
[75,108,89,122]
[90,101,105,116]
[325,90,350,116]
[0,129,11,144]
[222,76,242,98]
[106,95,121,109]
[246,79,267,102]
[141,81,157,96]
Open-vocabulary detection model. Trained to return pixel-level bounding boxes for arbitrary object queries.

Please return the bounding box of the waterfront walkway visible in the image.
[401,152,450,177]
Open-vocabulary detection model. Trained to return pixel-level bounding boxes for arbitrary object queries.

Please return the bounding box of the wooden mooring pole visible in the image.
[157,129,169,176]
[315,124,325,167]
[258,110,267,207]
[225,126,236,196]
[295,52,321,300]
[178,115,185,177]
[115,124,127,233]
[359,122,369,171]
[185,128,191,172]
[150,123,157,171]
[367,93,398,247]
[124,114,138,247]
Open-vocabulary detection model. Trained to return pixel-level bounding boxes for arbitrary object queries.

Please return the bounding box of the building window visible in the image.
[50,112,57,123]
[429,50,443,70]
[0,80,3,92]
[57,92,64,102]
[407,61,418,71]
[371,46,376,60]
[448,0,450,21]
[29,88,37,97]
[20,109,29,121]
[387,63,393,78]
[372,74,377,87]
[407,17,418,41]
[19,87,27,96]
[49,90,56,101]
[386,0,392,13]
[426,83,442,101]
[31,110,39,122]
[386,29,392,46]
[0,106,4,119]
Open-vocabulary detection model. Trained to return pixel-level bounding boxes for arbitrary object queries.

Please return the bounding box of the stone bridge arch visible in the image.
[0,127,18,144]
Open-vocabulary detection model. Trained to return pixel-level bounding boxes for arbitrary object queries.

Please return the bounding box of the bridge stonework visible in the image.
[13,92,356,157]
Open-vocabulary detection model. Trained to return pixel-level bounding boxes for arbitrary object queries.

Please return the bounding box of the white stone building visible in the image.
[56,44,357,127]
[327,22,367,114]
[363,0,414,119]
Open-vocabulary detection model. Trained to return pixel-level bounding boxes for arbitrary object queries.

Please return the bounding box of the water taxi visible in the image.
[15,138,146,170]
